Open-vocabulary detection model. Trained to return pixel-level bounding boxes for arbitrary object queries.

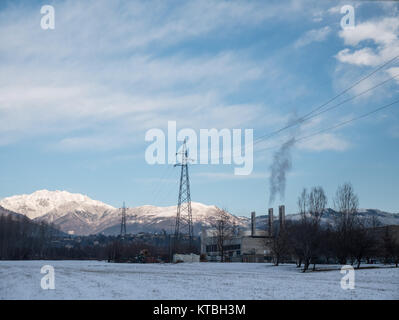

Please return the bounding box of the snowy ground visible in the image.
[0,260,398,300]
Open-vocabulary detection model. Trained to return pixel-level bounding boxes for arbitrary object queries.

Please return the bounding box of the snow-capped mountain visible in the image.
[1,190,398,236]
[0,190,116,235]
[0,190,114,220]
[0,190,245,235]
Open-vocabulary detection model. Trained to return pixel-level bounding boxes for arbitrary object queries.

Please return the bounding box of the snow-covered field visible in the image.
[0,260,398,300]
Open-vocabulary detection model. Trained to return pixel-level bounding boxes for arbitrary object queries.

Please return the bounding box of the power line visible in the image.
[145,57,399,187]
[256,98,399,154]
[151,164,175,205]
[146,165,169,200]
[204,56,399,163]
[299,55,399,121]
[301,73,399,122]
[252,55,399,146]
[184,99,398,180]
[252,72,399,147]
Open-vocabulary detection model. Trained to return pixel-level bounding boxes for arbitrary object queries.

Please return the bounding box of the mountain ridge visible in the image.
[1,190,398,235]
[0,190,246,235]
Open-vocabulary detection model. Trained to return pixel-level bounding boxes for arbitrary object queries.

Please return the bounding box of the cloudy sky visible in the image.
[0,0,398,215]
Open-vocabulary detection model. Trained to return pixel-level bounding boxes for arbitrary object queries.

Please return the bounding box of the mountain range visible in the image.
[0,190,398,236]
[0,190,247,235]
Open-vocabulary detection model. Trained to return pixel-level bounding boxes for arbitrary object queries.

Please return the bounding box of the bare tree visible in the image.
[297,188,308,220]
[383,227,399,267]
[287,221,304,267]
[334,182,358,216]
[290,188,308,267]
[333,182,359,264]
[320,225,335,264]
[294,187,327,272]
[308,186,327,225]
[210,208,234,262]
[270,222,290,266]
[350,219,377,269]
[307,186,327,270]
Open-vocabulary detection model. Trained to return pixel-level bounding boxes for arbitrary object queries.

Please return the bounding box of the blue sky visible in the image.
[0,0,398,216]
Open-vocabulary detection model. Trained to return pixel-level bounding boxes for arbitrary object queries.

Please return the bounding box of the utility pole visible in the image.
[120,201,127,239]
[174,139,194,254]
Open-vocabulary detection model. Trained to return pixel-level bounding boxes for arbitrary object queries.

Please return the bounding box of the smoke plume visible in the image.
[268,137,295,205]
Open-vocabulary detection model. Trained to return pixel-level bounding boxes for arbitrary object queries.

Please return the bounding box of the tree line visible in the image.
[0,213,185,261]
[270,183,399,270]
[0,214,57,260]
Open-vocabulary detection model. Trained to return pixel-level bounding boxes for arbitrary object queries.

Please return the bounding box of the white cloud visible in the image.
[0,0,360,157]
[294,26,331,48]
[311,9,324,22]
[294,114,351,152]
[333,13,399,109]
[296,133,350,152]
[0,0,303,61]
[327,5,341,14]
[336,17,399,67]
[339,17,399,47]
[0,0,297,149]
[336,48,381,67]
[386,67,399,86]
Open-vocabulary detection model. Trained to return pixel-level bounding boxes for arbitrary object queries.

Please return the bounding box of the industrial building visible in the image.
[201,205,286,262]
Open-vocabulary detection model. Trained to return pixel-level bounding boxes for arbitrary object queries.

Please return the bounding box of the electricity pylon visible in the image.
[174,139,194,253]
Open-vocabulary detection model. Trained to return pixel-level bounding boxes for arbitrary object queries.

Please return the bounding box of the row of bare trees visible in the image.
[0,213,176,261]
[270,183,399,270]
[0,213,109,260]
[0,214,56,259]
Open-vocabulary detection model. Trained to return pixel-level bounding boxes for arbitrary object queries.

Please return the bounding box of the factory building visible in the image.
[201,205,286,262]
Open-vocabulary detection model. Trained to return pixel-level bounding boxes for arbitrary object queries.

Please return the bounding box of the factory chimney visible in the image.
[268,208,273,237]
[251,211,256,237]
[279,205,285,229]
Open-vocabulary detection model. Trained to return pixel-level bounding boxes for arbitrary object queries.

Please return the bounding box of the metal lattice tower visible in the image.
[120,201,127,238]
[174,139,194,253]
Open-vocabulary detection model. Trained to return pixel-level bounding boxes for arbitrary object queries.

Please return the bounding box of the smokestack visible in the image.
[279,205,285,229]
[268,208,273,236]
[251,211,256,237]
